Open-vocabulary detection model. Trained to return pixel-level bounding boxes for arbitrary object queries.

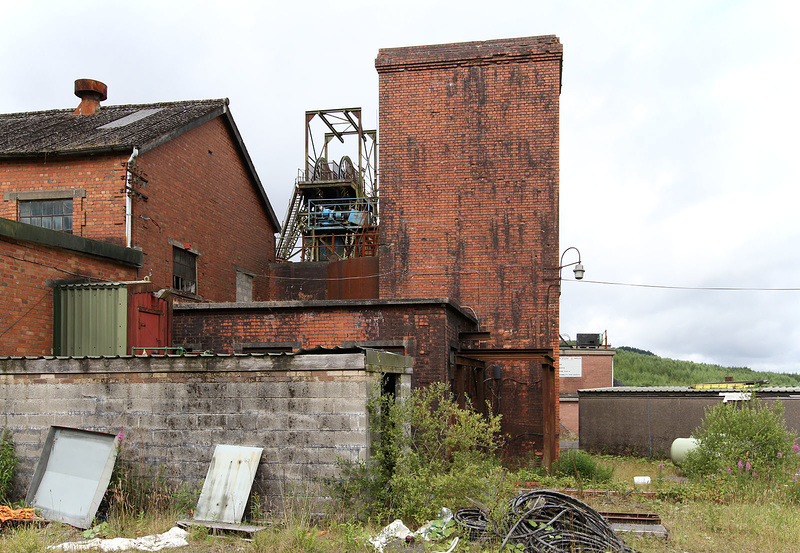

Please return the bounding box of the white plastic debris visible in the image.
[633,476,651,485]
[49,526,189,551]
[368,519,413,553]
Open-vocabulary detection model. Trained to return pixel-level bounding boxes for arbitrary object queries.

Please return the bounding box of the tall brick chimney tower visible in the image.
[375,36,563,459]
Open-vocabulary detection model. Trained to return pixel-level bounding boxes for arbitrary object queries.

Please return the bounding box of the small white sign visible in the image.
[560,356,582,378]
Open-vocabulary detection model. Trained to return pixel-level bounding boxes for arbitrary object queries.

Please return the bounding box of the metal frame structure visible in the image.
[276,108,378,262]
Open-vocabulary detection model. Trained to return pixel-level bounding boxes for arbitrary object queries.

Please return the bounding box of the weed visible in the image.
[683,398,800,496]
[553,449,613,483]
[0,427,17,504]
[327,381,504,526]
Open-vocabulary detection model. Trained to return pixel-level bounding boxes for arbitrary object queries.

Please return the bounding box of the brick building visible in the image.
[0,80,279,355]
[559,338,616,436]
[175,36,564,461]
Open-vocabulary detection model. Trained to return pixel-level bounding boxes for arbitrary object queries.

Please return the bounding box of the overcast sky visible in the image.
[2,0,799,372]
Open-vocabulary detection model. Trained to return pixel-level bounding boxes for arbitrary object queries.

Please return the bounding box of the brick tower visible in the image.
[376,36,563,458]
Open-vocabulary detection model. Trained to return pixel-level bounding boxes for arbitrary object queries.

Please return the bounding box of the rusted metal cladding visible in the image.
[327,256,379,300]
[53,283,128,356]
[127,285,172,355]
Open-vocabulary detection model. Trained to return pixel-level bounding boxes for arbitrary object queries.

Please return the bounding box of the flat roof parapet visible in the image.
[375,35,562,73]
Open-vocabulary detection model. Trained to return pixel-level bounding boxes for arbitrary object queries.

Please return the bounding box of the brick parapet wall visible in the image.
[0,353,396,509]
[172,299,477,388]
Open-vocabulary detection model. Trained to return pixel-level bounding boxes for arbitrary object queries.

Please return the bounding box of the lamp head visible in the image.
[573,263,585,280]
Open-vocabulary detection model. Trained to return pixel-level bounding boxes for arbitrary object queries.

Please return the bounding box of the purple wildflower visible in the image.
[746,461,751,471]
[794,443,800,453]
[753,471,758,477]
[737,461,743,469]
[778,452,783,459]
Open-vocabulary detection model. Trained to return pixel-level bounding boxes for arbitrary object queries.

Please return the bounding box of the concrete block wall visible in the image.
[0,353,402,509]
[0,236,138,356]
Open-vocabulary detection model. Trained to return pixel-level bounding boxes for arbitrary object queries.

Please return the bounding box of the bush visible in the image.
[329,381,505,525]
[554,449,613,483]
[683,398,799,482]
[0,427,17,503]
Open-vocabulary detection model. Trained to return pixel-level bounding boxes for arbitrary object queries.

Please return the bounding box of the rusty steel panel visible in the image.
[327,256,379,299]
[194,445,263,524]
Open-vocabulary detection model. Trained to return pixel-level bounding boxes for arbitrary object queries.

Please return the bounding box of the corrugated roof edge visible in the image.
[579,385,800,394]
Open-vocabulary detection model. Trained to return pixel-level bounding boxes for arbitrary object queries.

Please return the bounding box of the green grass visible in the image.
[2,453,800,552]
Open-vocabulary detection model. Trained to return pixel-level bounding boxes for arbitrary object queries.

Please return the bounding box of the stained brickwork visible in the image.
[375,36,563,453]
[172,299,477,388]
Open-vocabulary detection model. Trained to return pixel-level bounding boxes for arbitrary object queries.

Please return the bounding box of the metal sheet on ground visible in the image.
[26,426,119,528]
[194,445,263,524]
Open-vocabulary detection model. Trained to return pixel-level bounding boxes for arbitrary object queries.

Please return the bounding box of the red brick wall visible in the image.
[375,36,562,349]
[172,300,477,387]
[131,117,276,302]
[1,116,277,306]
[0,155,129,244]
[0,236,136,356]
[375,36,563,453]
[559,350,615,394]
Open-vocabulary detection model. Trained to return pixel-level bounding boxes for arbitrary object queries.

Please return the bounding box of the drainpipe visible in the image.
[125,147,139,248]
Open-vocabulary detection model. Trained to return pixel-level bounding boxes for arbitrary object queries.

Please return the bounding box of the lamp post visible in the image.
[558,246,585,281]
[542,246,585,467]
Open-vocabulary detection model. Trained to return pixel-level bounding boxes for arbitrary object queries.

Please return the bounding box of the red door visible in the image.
[127,286,172,355]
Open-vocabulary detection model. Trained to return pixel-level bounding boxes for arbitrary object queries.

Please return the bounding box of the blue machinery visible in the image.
[276,108,378,262]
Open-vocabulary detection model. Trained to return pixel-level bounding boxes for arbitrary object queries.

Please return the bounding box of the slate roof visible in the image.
[0,98,280,229]
[0,99,228,156]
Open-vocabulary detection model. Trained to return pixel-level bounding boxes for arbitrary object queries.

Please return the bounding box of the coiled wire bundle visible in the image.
[454,490,639,553]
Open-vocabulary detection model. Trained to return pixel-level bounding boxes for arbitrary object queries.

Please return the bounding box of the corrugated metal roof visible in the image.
[0,99,226,155]
[579,385,800,394]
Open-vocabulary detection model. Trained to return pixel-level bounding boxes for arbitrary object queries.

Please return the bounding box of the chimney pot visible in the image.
[72,79,107,115]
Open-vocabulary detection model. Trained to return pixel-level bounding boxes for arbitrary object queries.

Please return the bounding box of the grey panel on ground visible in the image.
[26,426,119,529]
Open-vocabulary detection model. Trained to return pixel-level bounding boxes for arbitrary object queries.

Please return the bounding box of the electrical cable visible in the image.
[455,490,640,553]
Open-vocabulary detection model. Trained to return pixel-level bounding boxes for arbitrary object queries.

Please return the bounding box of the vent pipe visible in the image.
[72,79,107,115]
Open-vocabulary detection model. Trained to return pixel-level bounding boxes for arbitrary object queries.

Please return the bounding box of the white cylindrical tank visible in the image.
[671,437,699,466]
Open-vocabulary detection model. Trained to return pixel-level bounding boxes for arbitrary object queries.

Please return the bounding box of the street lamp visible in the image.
[558,246,585,281]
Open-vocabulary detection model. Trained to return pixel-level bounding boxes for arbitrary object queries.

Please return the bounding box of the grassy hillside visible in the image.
[613,347,800,387]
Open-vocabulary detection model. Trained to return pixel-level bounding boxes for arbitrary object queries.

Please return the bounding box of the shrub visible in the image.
[329,381,505,525]
[683,398,799,482]
[554,449,613,483]
[0,427,17,504]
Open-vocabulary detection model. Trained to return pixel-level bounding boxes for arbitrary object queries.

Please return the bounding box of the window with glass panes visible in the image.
[173,246,197,294]
[19,199,73,233]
